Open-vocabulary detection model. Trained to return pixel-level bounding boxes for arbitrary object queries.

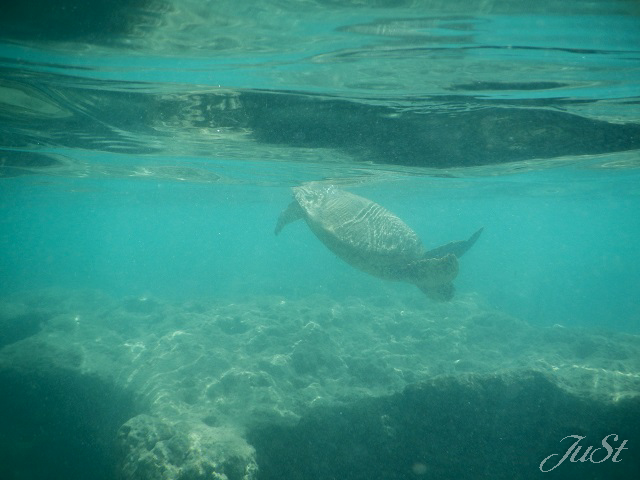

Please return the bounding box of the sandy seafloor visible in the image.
[1,288,639,480]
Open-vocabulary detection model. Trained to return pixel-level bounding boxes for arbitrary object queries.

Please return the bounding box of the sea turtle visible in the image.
[275,182,482,300]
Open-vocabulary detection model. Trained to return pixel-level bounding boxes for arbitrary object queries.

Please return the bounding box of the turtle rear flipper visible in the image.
[424,227,483,259]
[411,253,459,290]
[418,282,455,301]
[409,254,458,300]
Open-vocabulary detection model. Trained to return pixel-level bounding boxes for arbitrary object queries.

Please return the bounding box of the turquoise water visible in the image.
[1,0,640,334]
[1,3,640,480]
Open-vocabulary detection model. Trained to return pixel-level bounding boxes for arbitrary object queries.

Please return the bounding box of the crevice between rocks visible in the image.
[0,367,140,480]
[247,371,640,480]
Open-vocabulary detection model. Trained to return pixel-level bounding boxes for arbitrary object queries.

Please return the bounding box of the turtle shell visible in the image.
[293,184,426,276]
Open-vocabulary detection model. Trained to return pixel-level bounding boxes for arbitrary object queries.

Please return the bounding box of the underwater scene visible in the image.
[1,0,639,479]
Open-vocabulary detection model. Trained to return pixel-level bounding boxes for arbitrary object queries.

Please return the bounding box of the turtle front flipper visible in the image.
[275,201,304,235]
[424,227,484,259]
